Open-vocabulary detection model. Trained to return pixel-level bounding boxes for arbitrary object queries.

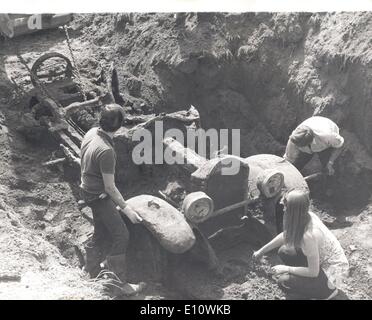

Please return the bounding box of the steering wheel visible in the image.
[30,52,73,88]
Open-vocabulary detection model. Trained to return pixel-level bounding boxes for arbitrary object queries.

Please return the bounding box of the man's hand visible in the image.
[117,205,143,224]
[271,265,290,275]
[326,162,335,176]
[99,193,108,200]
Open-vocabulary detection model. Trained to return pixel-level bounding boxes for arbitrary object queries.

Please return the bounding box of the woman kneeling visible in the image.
[254,189,349,300]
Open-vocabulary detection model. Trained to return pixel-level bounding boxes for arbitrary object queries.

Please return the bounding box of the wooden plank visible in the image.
[42,158,66,166]
[60,144,81,167]
[66,125,83,146]
[57,131,81,157]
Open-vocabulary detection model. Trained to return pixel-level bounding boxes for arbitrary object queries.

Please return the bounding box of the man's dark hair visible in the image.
[290,126,314,147]
[99,104,124,132]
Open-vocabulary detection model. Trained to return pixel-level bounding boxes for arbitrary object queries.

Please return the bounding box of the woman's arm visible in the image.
[254,232,285,258]
[288,233,320,277]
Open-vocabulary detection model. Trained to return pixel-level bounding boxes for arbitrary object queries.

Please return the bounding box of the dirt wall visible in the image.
[70,12,372,209]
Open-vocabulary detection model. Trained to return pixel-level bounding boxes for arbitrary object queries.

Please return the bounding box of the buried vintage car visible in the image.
[17,51,310,286]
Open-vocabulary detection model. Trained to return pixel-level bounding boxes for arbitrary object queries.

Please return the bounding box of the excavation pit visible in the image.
[0,12,371,300]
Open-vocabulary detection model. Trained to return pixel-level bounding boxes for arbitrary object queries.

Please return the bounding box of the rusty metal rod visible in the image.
[304,172,324,181]
[158,190,179,208]
[42,158,66,166]
[211,198,257,218]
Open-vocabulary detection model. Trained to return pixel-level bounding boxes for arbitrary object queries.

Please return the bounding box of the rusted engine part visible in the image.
[190,155,273,251]
[161,141,309,251]
[124,106,201,165]
[27,95,98,160]
[25,98,82,161]
[0,14,73,38]
[36,95,111,164]
[24,52,117,161]
[29,52,106,107]
[113,106,201,185]
[28,53,159,136]
[27,51,107,132]
[126,105,200,135]
[244,154,309,233]
[161,138,273,265]
[163,137,253,221]
[31,98,82,157]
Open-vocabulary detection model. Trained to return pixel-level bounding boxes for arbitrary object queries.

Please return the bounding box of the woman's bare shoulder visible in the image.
[304,221,323,242]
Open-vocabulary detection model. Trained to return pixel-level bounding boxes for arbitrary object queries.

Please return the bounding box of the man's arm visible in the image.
[283,140,299,163]
[326,135,344,175]
[325,146,343,174]
[328,145,344,164]
[101,173,127,209]
[102,173,142,224]
[99,150,142,224]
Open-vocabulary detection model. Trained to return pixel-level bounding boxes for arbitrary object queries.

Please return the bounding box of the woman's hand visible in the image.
[271,265,290,275]
[252,250,263,261]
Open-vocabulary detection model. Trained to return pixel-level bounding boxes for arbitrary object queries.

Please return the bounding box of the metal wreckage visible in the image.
[11,16,310,282]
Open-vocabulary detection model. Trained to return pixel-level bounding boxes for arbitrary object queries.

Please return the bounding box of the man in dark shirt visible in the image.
[80,104,145,296]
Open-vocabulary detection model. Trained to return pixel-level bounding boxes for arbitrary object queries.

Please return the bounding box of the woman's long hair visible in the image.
[283,189,311,248]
